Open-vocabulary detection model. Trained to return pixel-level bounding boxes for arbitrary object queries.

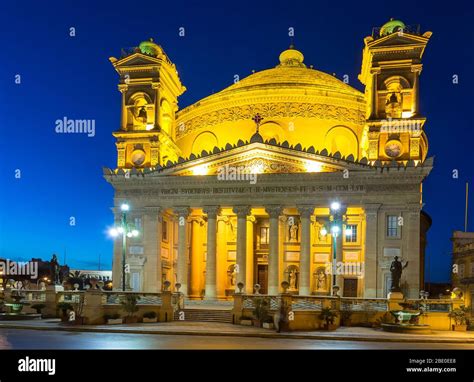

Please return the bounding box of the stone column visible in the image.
[233,206,251,293]
[298,205,314,295]
[203,206,220,299]
[174,207,190,296]
[266,205,282,295]
[143,207,162,293]
[406,205,421,299]
[111,209,123,291]
[246,216,256,294]
[370,70,379,119]
[411,66,421,116]
[118,84,128,130]
[152,82,160,129]
[216,216,227,298]
[335,229,344,290]
[189,217,204,297]
[364,204,380,298]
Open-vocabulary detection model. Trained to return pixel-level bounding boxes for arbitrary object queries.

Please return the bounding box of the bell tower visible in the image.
[359,19,432,164]
[109,39,186,169]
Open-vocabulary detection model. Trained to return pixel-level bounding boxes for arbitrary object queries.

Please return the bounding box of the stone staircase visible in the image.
[173,308,233,323]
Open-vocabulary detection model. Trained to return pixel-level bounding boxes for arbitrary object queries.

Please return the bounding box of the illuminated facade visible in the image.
[105,20,432,298]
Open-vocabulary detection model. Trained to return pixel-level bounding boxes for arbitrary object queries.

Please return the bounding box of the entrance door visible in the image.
[343,278,358,297]
[257,265,268,294]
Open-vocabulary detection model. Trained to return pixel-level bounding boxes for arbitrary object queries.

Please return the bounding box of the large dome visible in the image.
[175,47,366,160]
[219,48,363,99]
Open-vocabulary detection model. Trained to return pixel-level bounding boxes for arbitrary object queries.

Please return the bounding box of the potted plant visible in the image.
[340,310,353,327]
[262,316,274,329]
[57,302,73,322]
[252,297,270,327]
[104,313,123,325]
[239,315,253,326]
[448,306,470,331]
[31,303,46,316]
[142,311,158,323]
[121,294,140,323]
[319,307,338,330]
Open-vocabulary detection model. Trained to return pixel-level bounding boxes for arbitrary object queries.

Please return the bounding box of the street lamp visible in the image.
[319,202,347,296]
[109,202,140,291]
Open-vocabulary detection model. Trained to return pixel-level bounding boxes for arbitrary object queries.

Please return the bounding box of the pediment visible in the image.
[368,33,429,49]
[154,142,372,176]
[113,52,162,68]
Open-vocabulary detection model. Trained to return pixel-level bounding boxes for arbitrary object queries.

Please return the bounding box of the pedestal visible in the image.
[387,291,404,311]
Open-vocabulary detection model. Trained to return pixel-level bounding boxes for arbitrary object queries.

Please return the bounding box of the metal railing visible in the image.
[372,24,421,39]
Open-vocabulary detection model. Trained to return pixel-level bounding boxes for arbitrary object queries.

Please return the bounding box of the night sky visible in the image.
[0,0,472,281]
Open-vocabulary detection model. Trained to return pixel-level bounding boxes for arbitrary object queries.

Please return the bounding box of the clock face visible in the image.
[385,140,402,158]
[131,149,146,166]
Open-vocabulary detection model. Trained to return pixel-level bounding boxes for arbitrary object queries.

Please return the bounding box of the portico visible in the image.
[106,156,431,299]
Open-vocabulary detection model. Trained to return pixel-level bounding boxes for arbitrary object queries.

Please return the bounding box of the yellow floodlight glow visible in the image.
[305,160,322,173]
[250,162,265,174]
[192,164,208,176]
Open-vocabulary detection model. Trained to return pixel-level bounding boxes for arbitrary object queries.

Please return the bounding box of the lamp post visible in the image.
[109,202,140,291]
[320,202,349,296]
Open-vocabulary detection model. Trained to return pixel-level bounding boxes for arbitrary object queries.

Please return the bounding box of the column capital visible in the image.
[297,205,315,218]
[118,84,128,93]
[411,64,423,73]
[266,205,283,218]
[203,206,221,218]
[174,206,190,218]
[233,205,251,218]
[247,215,256,223]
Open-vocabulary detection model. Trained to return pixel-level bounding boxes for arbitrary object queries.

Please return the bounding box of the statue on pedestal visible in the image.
[50,254,61,285]
[390,256,408,292]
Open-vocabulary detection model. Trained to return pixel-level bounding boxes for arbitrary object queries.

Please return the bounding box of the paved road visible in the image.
[1,329,474,349]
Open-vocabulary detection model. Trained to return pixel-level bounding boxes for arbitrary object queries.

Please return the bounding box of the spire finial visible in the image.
[289,36,295,49]
[252,113,263,134]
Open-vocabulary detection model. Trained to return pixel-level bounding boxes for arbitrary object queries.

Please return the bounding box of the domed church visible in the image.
[104,20,433,299]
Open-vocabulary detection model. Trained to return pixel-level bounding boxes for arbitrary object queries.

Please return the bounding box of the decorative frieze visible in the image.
[176,102,365,139]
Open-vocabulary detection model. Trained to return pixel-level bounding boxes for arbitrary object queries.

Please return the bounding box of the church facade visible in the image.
[104,19,433,299]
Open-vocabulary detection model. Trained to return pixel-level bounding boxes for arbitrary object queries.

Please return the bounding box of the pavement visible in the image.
[0,319,474,343]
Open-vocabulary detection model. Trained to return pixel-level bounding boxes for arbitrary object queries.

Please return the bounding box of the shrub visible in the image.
[104,313,121,320]
[143,311,157,319]
[252,297,270,322]
[448,305,470,326]
[319,307,338,328]
[31,304,46,314]
[57,302,73,312]
[120,295,140,317]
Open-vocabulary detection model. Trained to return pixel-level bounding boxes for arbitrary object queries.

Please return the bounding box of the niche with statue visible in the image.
[284,265,299,293]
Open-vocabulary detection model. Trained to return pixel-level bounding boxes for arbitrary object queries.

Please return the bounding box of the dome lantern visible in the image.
[139,38,163,57]
[278,45,306,68]
[380,18,406,37]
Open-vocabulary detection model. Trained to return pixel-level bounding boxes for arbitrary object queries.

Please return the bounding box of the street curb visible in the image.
[1,323,473,344]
